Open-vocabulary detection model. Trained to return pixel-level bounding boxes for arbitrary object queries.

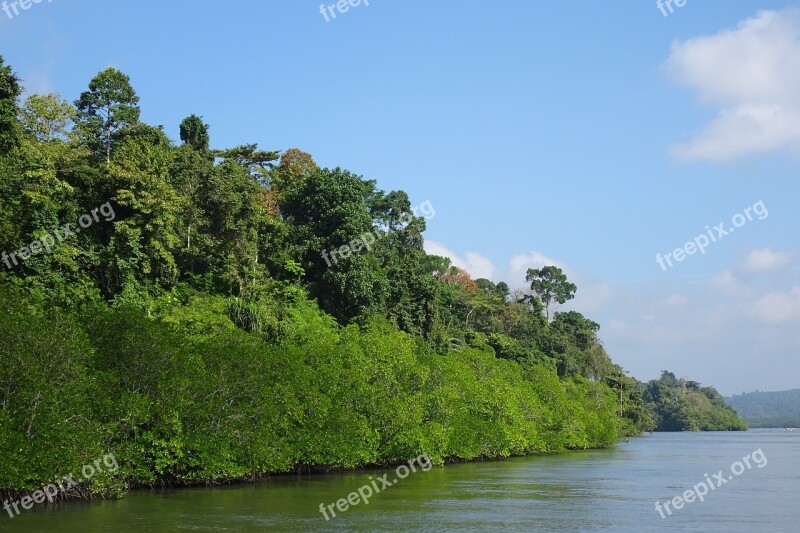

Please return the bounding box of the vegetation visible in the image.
[0,58,739,503]
[644,372,747,431]
[725,389,800,428]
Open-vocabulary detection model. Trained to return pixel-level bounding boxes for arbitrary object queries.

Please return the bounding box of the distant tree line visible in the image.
[644,371,747,431]
[725,389,800,428]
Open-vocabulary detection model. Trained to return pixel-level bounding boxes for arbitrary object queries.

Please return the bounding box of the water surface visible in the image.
[4,429,798,532]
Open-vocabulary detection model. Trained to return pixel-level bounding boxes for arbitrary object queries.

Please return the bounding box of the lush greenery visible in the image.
[0,58,736,502]
[725,389,800,428]
[1,288,629,497]
[644,372,747,431]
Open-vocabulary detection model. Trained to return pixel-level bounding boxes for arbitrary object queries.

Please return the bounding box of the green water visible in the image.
[3,429,798,532]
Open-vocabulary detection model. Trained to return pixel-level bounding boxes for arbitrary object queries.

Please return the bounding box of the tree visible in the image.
[172,115,214,278]
[551,311,599,351]
[213,143,279,186]
[549,311,610,379]
[476,279,510,299]
[19,93,74,143]
[0,55,22,154]
[268,148,318,218]
[280,167,390,321]
[495,282,510,299]
[0,56,23,256]
[75,68,141,163]
[421,254,452,280]
[271,148,317,195]
[659,370,679,388]
[0,89,99,304]
[643,370,746,431]
[369,190,419,232]
[200,157,266,295]
[15,94,82,245]
[319,254,389,322]
[171,144,214,278]
[179,114,210,152]
[103,124,182,293]
[526,265,577,320]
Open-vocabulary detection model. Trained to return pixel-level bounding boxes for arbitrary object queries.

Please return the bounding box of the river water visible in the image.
[3,429,798,532]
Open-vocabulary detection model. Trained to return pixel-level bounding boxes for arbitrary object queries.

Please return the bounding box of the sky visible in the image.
[2,0,799,395]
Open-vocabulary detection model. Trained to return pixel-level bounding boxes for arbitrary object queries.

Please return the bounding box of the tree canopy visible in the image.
[526,265,577,319]
[75,67,141,163]
[0,58,745,504]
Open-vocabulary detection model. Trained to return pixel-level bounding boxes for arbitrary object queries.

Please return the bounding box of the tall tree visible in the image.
[269,148,317,217]
[16,93,82,231]
[19,93,74,143]
[525,265,577,320]
[281,167,389,321]
[213,143,279,186]
[179,114,210,152]
[0,55,22,155]
[173,115,213,277]
[201,157,266,295]
[171,147,213,278]
[271,148,317,195]
[75,68,141,163]
[104,124,181,293]
[0,56,23,256]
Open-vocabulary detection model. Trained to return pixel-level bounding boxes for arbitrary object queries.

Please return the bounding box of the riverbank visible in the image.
[1,285,632,506]
[2,431,795,531]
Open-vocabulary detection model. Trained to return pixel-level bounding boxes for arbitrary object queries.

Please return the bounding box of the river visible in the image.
[3,429,798,532]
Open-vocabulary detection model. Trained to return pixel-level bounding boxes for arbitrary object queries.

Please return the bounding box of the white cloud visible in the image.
[661,293,688,308]
[741,247,793,274]
[504,251,613,312]
[506,251,564,286]
[667,8,800,162]
[596,275,800,392]
[423,240,496,280]
[752,287,800,324]
[422,243,614,313]
[708,270,749,294]
[421,241,800,392]
[574,281,615,313]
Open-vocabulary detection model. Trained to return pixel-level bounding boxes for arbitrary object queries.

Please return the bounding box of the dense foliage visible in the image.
[0,287,625,498]
[644,372,747,431]
[0,58,737,502]
[725,389,800,428]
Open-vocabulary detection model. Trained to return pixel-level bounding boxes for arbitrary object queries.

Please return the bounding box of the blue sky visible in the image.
[2,0,799,394]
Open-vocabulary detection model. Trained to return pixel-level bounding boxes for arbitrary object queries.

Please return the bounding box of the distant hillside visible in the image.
[644,371,747,431]
[725,389,800,428]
